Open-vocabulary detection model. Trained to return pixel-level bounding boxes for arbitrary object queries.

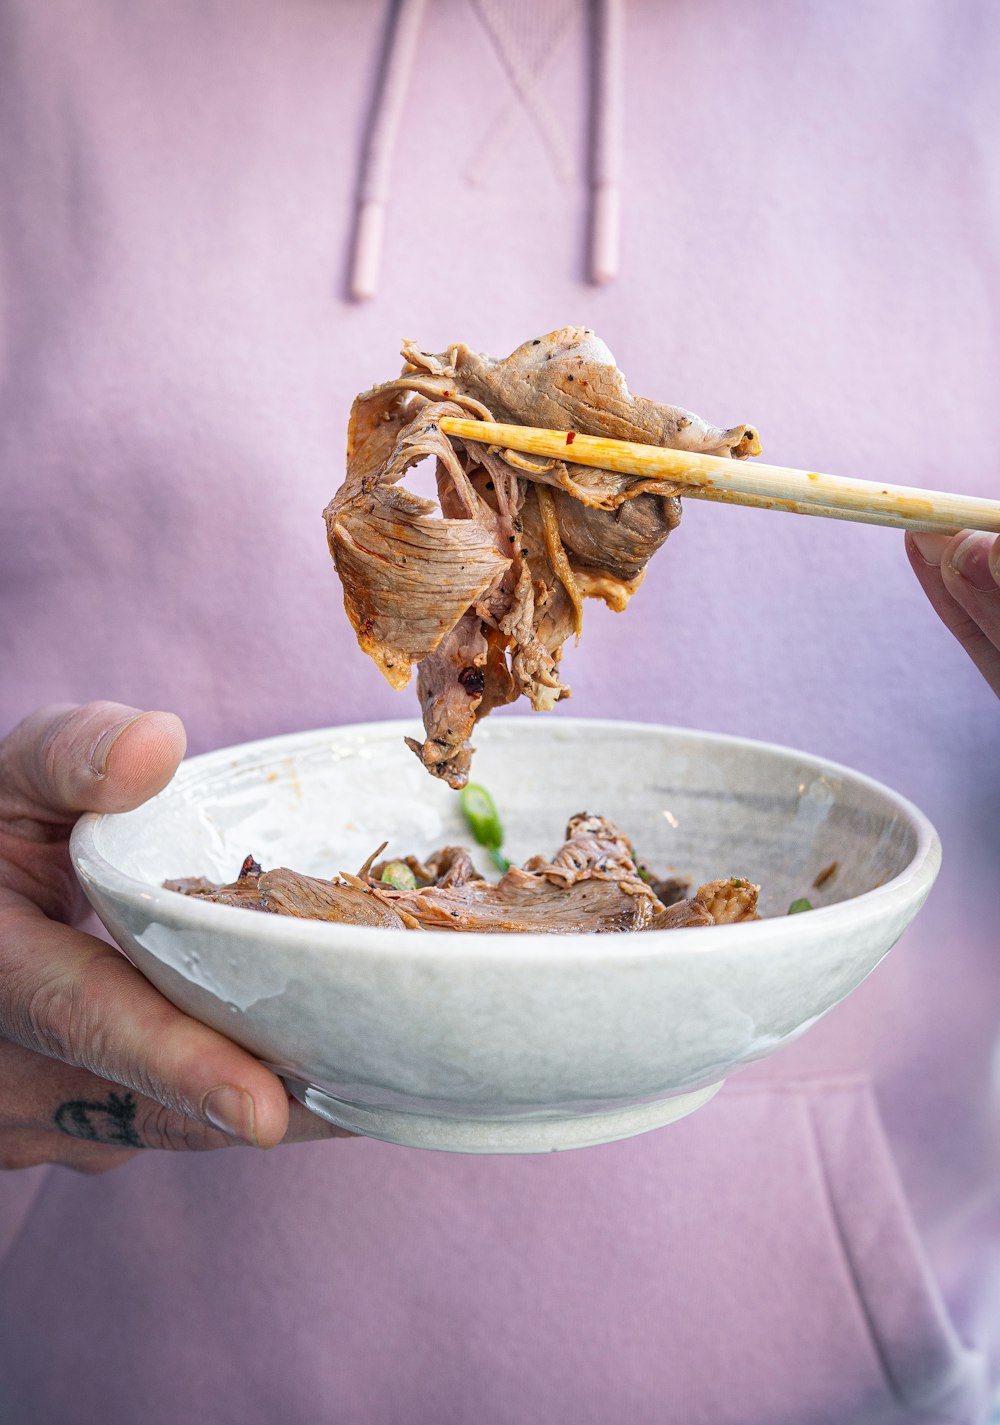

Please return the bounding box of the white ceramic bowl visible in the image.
[71,718,939,1154]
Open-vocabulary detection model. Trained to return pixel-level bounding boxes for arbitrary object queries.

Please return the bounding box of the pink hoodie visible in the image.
[1,2,999,1421]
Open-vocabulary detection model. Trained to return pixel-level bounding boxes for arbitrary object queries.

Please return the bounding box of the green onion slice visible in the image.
[380,861,417,892]
[460,783,505,852]
[788,897,813,915]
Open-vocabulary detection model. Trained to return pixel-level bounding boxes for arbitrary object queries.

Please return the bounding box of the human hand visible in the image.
[0,702,350,1174]
[906,531,1000,697]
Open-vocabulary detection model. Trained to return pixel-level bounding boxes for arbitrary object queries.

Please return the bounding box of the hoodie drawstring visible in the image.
[349,0,623,301]
[349,0,427,302]
[589,0,623,284]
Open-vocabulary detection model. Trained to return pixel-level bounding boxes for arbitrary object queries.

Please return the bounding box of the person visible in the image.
[1,3,998,1422]
[907,531,1000,697]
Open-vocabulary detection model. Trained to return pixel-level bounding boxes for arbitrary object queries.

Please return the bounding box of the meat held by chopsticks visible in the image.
[324,327,760,788]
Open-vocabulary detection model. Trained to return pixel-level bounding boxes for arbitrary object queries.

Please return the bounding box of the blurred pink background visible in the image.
[1,2,998,1421]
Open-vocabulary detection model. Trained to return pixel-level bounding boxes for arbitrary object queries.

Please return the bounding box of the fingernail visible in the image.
[88,711,145,778]
[949,532,1000,593]
[201,1086,259,1146]
[909,532,951,568]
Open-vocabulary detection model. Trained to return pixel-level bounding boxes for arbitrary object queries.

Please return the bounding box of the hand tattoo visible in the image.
[53,1091,143,1147]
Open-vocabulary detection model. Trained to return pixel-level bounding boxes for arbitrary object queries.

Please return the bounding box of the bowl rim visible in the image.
[70,716,942,965]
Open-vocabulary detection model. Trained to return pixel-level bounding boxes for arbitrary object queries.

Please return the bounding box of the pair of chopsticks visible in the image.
[438,417,1000,535]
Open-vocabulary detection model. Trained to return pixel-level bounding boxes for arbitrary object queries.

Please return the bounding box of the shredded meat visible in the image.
[324,328,760,787]
[649,877,762,930]
[371,845,479,890]
[165,816,760,936]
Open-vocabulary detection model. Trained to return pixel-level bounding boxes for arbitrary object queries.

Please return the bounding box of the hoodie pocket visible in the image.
[722,1077,988,1424]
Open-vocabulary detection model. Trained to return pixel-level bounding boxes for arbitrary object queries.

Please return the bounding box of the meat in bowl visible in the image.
[165,814,760,934]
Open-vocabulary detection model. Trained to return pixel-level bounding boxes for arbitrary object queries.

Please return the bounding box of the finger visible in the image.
[0,1032,228,1150]
[0,702,188,921]
[0,1126,139,1175]
[0,1103,347,1174]
[1,1064,346,1160]
[906,531,1000,696]
[0,701,187,829]
[0,1037,350,1154]
[0,909,299,1148]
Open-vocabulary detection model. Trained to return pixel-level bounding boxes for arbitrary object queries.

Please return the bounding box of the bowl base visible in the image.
[282,1078,724,1154]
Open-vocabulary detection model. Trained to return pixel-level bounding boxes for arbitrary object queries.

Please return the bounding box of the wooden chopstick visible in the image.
[675,486,949,533]
[438,417,1000,535]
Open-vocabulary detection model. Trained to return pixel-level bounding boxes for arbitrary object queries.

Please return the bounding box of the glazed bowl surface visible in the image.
[71,718,939,1153]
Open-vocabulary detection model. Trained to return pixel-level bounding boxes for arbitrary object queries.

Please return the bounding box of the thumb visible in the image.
[0,702,187,824]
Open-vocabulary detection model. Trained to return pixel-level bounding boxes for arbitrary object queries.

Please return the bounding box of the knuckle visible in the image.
[19,971,75,1060]
[952,613,993,654]
[135,1098,229,1153]
[19,951,129,1075]
[36,706,80,798]
[37,701,118,781]
[21,965,93,1063]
